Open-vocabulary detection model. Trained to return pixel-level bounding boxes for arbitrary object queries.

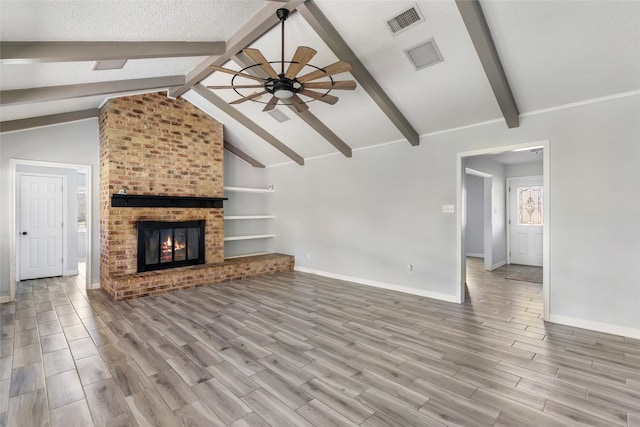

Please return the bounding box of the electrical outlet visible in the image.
[407,264,414,275]
[442,204,455,214]
[306,252,311,260]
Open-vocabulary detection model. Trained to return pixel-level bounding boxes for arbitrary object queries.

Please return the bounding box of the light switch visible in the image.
[442,204,455,213]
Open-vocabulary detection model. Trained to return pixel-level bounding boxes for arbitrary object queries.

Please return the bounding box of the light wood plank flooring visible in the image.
[1,258,639,426]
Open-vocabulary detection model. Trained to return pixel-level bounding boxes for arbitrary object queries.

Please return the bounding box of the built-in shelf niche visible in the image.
[223,186,275,259]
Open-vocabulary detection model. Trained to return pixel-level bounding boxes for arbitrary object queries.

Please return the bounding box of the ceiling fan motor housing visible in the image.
[276,8,290,21]
[270,78,298,99]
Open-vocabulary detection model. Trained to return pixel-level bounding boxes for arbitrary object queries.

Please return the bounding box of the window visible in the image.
[517,186,543,226]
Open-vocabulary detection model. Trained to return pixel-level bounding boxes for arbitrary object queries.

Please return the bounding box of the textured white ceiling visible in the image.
[1,0,639,167]
[0,1,265,41]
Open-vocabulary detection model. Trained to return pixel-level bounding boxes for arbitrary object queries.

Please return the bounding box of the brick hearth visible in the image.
[99,92,292,301]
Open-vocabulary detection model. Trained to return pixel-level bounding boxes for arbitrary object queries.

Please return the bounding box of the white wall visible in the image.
[506,161,543,178]
[0,119,100,292]
[465,174,484,256]
[255,94,640,335]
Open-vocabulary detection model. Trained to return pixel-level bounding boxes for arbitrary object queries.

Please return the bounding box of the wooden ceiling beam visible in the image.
[0,109,99,133]
[193,83,304,165]
[169,0,306,98]
[0,76,185,106]
[224,140,265,168]
[455,0,520,128]
[298,0,419,146]
[233,52,353,158]
[0,42,225,64]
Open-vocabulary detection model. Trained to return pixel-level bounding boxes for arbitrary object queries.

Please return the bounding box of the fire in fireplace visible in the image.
[137,220,205,272]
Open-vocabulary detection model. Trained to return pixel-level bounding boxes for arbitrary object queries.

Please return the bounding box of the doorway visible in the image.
[456,141,550,320]
[10,159,92,301]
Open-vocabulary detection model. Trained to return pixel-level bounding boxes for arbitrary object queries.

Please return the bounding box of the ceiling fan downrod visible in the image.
[276,8,290,76]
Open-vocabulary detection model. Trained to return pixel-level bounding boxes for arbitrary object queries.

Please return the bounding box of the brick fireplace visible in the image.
[99,92,293,301]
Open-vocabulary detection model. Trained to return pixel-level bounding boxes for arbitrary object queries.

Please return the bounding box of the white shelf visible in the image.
[223,186,274,193]
[224,215,275,220]
[224,234,275,241]
[224,251,274,260]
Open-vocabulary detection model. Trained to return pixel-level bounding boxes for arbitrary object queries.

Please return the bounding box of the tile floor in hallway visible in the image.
[1,257,639,426]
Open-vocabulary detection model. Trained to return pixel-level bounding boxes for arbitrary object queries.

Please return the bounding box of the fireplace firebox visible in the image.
[137,220,205,272]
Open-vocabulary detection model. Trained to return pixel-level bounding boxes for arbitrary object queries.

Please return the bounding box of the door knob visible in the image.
[21,232,27,235]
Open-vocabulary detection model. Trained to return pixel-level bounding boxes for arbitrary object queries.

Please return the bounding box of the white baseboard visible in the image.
[491,261,506,270]
[89,281,100,290]
[466,253,484,258]
[64,269,79,276]
[0,296,13,303]
[549,314,640,340]
[294,266,458,303]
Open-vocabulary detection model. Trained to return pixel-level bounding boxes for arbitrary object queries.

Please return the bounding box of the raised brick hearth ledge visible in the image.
[108,253,294,301]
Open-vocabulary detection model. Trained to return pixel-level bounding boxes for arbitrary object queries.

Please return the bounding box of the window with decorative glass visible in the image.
[517,186,543,226]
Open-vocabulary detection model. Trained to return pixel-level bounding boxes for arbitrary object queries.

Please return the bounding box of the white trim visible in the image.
[10,159,93,299]
[549,314,640,340]
[491,261,506,271]
[465,253,484,258]
[294,266,458,303]
[88,281,100,290]
[0,296,13,303]
[457,139,550,321]
[521,89,640,118]
[465,167,492,178]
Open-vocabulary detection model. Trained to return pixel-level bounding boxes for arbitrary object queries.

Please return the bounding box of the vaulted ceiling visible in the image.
[1,0,639,167]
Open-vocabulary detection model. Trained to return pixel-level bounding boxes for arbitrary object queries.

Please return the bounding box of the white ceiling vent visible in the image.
[268,109,290,123]
[405,38,444,71]
[93,59,127,71]
[386,5,424,35]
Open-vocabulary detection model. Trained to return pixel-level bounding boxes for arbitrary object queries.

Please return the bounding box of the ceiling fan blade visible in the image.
[206,84,265,89]
[210,66,267,82]
[229,90,268,105]
[290,95,309,113]
[284,46,317,79]
[263,96,279,112]
[243,48,280,79]
[298,89,339,105]
[297,61,353,83]
[303,80,357,90]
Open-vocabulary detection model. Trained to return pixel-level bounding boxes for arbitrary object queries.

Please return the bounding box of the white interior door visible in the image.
[509,177,543,266]
[19,175,64,280]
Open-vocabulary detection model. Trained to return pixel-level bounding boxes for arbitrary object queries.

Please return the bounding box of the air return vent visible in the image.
[386,5,424,35]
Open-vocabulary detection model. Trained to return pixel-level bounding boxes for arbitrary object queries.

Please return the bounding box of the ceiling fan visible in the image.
[207,8,357,113]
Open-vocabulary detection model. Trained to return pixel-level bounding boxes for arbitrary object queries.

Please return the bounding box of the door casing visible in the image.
[456,140,550,321]
[9,159,93,301]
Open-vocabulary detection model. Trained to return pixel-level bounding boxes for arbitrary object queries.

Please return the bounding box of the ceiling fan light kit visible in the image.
[208,8,357,113]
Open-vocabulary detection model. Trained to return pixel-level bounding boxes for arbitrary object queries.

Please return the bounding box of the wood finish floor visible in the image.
[1,257,639,426]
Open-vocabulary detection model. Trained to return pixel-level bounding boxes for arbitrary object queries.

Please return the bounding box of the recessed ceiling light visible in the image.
[268,109,290,123]
[93,59,127,71]
[405,38,443,71]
